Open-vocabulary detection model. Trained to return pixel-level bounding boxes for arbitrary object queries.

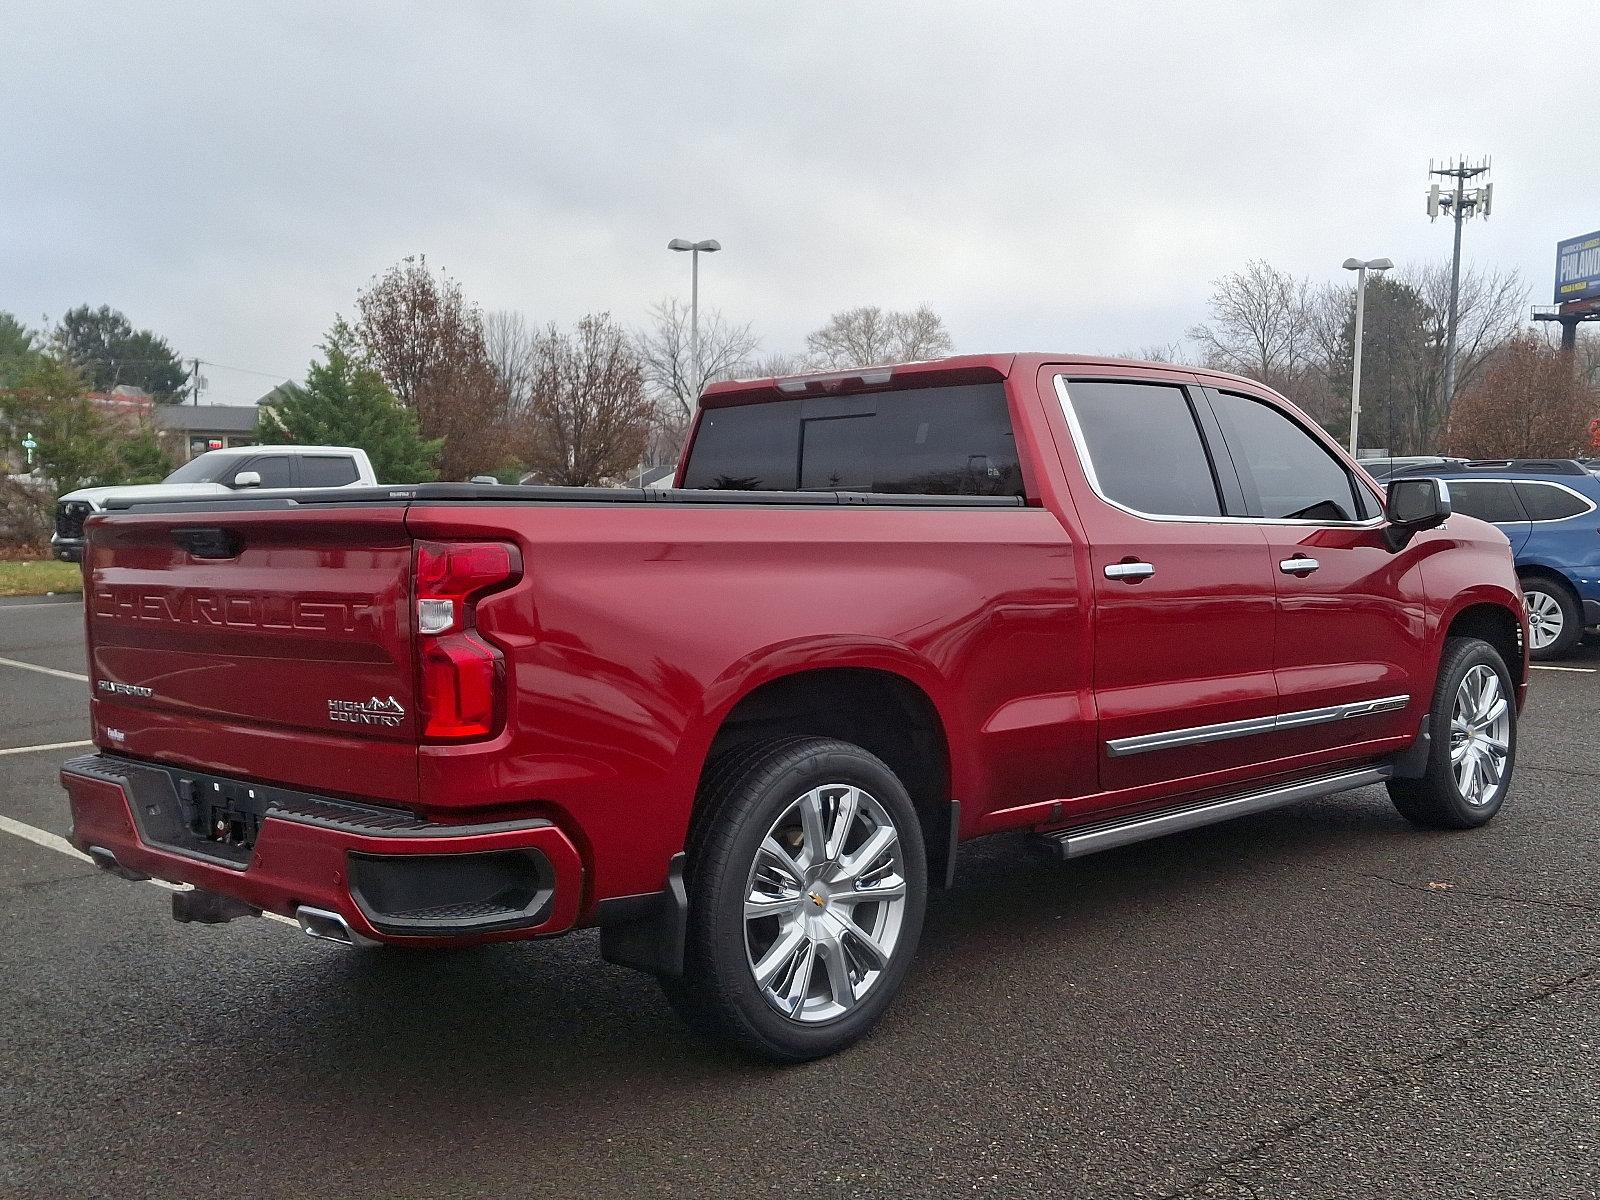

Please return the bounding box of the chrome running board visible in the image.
[1036,766,1392,860]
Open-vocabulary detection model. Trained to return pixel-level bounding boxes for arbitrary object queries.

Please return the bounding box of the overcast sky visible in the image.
[3,2,1594,404]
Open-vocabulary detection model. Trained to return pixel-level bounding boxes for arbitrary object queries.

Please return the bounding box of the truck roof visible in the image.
[699,353,1275,407]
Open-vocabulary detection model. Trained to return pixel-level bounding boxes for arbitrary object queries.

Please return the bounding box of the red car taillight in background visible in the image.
[414,540,521,741]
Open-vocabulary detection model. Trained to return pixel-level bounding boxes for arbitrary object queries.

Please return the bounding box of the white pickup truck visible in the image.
[51,445,378,561]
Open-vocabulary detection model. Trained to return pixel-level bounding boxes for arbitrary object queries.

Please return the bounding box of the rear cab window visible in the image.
[681,382,1023,496]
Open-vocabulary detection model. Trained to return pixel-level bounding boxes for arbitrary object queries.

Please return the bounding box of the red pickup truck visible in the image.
[63,354,1526,1060]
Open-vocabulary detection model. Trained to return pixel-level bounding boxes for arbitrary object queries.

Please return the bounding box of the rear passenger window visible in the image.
[682,383,1022,496]
[1448,481,1526,524]
[300,456,360,487]
[1211,392,1368,522]
[1061,381,1222,517]
[1514,481,1592,522]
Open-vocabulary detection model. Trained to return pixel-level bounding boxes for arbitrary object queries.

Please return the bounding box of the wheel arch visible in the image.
[692,650,961,890]
[1442,597,1526,688]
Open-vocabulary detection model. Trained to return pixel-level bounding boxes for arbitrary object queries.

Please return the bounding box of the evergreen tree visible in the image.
[259,322,441,483]
[50,304,190,401]
[0,312,42,387]
[0,356,118,491]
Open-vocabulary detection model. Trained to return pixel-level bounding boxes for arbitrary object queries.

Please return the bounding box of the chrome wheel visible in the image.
[1450,664,1511,807]
[744,784,908,1023]
[1524,588,1564,652]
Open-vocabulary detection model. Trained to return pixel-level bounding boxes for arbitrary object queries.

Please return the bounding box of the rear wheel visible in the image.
[1520,575,1580,660]
[662,737,927,1062]
[1388,636,1516,829]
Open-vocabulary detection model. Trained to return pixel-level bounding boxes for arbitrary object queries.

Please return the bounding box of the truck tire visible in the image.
[1387,636,1516,830]
[662,737,927,1062]
[1520,574,1580,660]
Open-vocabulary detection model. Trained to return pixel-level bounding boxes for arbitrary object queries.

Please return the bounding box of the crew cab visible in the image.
[61,356,1527,1061]
[51,445,377,561]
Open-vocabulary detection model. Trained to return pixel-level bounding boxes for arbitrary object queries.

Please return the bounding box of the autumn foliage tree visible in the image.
[1445,334,1598,459]
[354,257,504,480]
[519,314,653,486]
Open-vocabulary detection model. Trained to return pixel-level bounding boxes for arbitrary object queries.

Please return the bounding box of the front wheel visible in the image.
[1388,636,1516,829]
[663,737,928,1062]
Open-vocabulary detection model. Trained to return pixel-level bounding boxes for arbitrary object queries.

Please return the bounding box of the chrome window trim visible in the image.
[1510,479,1598,523]
[1105,694,1410,758]
[1424,477,1597,526]
[1055,375,1387,529]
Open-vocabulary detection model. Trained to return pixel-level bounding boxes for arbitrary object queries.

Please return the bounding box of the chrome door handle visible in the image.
[1105,561,1155,581]
[1279,557,1320,575]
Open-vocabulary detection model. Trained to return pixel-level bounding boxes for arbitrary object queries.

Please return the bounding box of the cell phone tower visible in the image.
[1426,157,1493,415]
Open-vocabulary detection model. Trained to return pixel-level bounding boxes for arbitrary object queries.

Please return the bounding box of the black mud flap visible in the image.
[597,853,688,977]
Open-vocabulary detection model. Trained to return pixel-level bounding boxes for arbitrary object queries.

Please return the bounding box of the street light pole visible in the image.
[667,237,722,399]
[1342,257,1393,456]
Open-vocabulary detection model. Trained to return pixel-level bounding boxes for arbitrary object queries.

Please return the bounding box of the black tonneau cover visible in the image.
[105,483,1027,513]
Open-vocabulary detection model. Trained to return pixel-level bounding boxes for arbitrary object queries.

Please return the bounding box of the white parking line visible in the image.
[0,813,296,925]
[0,655,89,683]
[1530,664,1597,673]
[0,740,92,757]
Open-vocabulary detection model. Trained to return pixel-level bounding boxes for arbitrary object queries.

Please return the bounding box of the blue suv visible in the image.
[1413,460,1600,659]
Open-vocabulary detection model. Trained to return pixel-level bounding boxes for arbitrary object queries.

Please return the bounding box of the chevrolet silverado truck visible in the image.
[51,445,377,561]
[62,355,1526,1061]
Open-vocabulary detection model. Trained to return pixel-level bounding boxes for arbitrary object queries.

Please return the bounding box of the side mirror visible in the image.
[231,470,261,489]
[1383,477,1451,551]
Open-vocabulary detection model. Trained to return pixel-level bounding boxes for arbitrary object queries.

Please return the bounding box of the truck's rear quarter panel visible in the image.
[408,501,1090,901]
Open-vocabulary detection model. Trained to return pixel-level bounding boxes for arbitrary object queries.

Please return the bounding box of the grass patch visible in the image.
[0,559,83,597]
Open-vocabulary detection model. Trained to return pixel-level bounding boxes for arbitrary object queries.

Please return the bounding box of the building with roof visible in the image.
[151,404,259,462]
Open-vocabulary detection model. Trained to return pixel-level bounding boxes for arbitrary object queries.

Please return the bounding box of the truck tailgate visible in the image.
[84,506,420,804]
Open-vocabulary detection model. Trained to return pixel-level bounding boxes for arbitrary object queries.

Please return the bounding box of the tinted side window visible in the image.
[681,383,1022,495]
[1514,481,1591,522]
[300,456,360,487]
[1212,392,1364,522]
[1448,481,1526,524]
[242,456,293,487]
[1063,380,1222,517]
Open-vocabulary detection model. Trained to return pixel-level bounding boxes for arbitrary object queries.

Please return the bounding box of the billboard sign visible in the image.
[1555,229,1600,305]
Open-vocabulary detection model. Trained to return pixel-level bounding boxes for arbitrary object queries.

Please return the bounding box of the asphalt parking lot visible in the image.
[2,597,1597,1199]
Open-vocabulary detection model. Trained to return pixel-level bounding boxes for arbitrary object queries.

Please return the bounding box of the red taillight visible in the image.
[414,540,520,741]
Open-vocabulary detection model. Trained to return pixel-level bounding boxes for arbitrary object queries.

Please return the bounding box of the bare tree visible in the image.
[520,314,653,486]
[1415,262,1527,397]
[1446,332,1598,458]
[483,310,539,421]
[1116,341,1190,365]
[354,256,505,480]
[803,305,954,370]
[1187,260,1317,391]
[634,297,759,450]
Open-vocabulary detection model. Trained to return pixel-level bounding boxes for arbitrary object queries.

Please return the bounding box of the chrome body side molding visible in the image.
[1106,695,1410,758]
[1036,766,1393,860]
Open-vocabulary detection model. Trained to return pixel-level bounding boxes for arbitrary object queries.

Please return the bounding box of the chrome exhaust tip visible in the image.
[294,905,371,947]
